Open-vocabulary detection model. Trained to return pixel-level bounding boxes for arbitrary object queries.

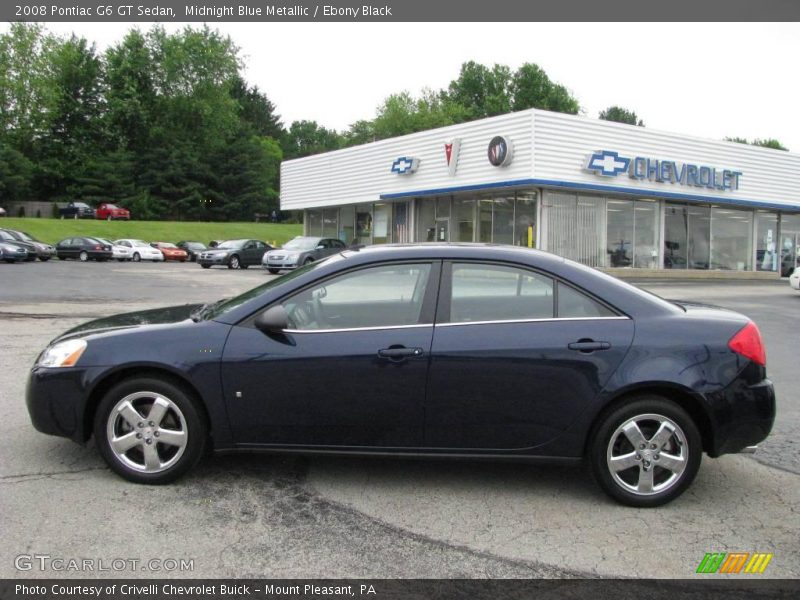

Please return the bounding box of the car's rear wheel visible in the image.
[589,396,701,507]
[132,252,141,262]
[79,250,89,262]
[94,377,207,484]
[228,255,240,269]
[39,257,50,262]
[201,264,211,269]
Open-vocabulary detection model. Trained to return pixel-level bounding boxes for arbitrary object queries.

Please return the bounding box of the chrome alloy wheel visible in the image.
[106,392,188,473]
[606,413,688,495]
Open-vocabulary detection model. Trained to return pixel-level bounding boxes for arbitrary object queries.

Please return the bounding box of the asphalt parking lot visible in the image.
[1,260,798,579]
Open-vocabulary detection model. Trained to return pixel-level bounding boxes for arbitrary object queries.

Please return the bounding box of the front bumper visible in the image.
[26,366,95,442]
[198,254,229,265]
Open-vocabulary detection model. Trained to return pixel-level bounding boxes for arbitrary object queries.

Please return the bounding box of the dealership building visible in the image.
[280,108,800,275]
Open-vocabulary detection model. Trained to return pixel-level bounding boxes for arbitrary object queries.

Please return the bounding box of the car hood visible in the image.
[54,304,202,342]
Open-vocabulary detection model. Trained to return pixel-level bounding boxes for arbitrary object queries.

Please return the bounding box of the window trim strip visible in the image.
[436,316,631,328]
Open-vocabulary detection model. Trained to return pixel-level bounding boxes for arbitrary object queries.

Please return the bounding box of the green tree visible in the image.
[599,105,644,126]
[511,63,580,114]
[445,61,513,120]
[283,120,342,159]
[725,136,788,151]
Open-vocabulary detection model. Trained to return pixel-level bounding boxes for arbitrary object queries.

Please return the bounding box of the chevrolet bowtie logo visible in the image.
[391,156,419,175]
[586,150,630,176]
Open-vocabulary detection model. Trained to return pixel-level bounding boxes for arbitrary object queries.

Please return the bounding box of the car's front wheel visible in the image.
[132,252,141,262]
[94,377,207,484]
[268,268,279,274]
[589,396,701,507]
[228,255,240,269]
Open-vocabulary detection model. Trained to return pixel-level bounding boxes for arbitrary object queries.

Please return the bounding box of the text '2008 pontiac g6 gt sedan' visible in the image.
[26,244,775,507]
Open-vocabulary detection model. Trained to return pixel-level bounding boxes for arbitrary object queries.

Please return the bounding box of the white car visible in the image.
[114,239,164,262]
[790,267,800,291]
[96,237,133,262]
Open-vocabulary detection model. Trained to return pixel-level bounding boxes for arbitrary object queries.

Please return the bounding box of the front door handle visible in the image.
[377,346,424,361]
[568,340,611,353]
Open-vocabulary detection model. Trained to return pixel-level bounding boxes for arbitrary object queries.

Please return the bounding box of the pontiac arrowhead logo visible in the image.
[445,138,461,176]
[586,150,630,176]
[391,156,419,175]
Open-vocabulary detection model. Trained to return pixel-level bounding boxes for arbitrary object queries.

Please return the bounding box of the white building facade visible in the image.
[280,109,800,275]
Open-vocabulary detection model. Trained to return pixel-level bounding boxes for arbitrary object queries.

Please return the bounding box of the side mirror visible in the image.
[254,305,289,333]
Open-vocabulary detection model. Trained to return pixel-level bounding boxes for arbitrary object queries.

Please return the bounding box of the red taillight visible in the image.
[94,245,102,250]
[728,321,766,366]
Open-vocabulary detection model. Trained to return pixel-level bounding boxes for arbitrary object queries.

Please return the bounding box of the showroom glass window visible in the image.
[453,198,475,242]
[281,263,432,330]
[606,200,634,267]
[322,208,338,239]
[546,192,605,267]
[306,209,322,236]
[664,203,688,269]
[514,193,537,247]
[339,205,355,244]
[781,213,800,275]
[710,207,752,271]
[755,211,778,272]
[355,203,373,245]
[372,203,392,244]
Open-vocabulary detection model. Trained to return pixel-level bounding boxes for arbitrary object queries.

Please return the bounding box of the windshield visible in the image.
[283,237,320,251]
[17,231,35,242]
[201,262,321,320]
[105,204,118,209]
[187,243,205,249]
[131,240,149,247]
[216,240,244,249]
[95,238,111,245]
[159,243,178,249]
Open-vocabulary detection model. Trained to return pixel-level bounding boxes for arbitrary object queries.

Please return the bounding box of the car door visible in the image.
[62,238,79,259]
[424,261,634,451]
[221,261,440,447]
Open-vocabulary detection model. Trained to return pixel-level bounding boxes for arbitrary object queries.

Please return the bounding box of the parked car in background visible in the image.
[0,241,28,262]
[25,244,775,506]
[95,237,132,262]
[96,203,131,221]
[0,207,6,217]
[0,228,55,261]
[59,202,95,219]
[262,236,346,273]
[198,239,271,269]
[114,239,164,262]
[151,242,188,262]
[0,230,37,261]
[208,240,224,248]
[176,241,207,262]
[55,237,113,262]
[790,267,800,291]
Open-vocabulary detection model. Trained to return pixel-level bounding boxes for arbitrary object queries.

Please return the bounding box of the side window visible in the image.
[557,283,616,318]
[333,240,346,249]
[282,263,432,330]
[450,263,554,323]
[319,239,331,249]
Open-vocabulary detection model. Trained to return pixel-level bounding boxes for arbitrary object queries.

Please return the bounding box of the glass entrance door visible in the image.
[435,219,449,242]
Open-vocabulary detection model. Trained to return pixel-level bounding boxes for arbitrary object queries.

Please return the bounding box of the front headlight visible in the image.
[285,252,299,260]
[38,339,87,368]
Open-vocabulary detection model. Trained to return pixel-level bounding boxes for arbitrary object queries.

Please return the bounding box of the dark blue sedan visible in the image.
[26,244,775,506]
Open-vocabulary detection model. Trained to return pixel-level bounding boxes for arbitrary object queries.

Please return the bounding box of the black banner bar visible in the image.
[4,0,800,22]
[2,580,800,600]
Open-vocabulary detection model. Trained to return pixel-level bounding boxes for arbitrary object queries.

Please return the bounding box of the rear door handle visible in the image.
[377,347,424,360]
[568,340,611,352]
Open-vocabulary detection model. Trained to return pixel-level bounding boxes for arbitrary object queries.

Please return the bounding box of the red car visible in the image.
[151,242,188,262]
[96,203,131,221]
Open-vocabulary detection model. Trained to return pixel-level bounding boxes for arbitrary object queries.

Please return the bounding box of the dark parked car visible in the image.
[0,228,55,261]
[197,239,272,269]
[55,237,113,262]
[26,245,775,507]
[176,241,207,262]
[0,241,28,262]
[0,230,37,261]
[58,202,96,219]
[262,236,347,273]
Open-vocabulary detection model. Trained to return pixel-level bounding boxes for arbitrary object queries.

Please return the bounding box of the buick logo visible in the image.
[488,136,514,167]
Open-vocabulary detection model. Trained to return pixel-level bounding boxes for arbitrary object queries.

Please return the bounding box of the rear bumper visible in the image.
[708,375,776,457]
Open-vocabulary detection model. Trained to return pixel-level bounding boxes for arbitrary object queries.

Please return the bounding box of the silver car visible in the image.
[262,236,347,273]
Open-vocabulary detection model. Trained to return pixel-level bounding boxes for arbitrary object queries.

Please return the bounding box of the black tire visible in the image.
[39,257,50,262]
[93,377,207,484]
[303,257,314,265]
[132,252,141,262]
[117,258,125,262]
[228,254,241,269]
[107,215,112,222]
[79,250,89,262]
[240,264,249,270]
[588,396,701,507]
[268,268,279,274]
[201,264,211,269]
